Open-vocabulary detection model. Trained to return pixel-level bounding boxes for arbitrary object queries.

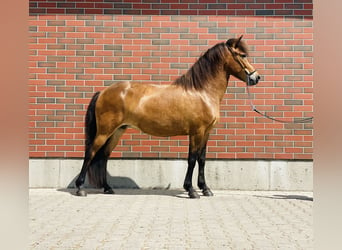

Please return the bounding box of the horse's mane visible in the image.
[173,38,248,90]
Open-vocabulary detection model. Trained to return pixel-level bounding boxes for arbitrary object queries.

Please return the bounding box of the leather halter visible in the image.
[227,45,256,77]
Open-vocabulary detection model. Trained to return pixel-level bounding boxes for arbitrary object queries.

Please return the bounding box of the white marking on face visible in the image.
[249,71,258,82]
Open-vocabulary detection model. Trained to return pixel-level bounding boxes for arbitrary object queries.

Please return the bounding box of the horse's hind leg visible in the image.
[75,153,92,196]
[75,134,109,196]
[76,126,126,196]
[89,141,113,195]
[99,126,127,194]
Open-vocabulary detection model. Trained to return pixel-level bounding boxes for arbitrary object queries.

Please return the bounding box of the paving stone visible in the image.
[29,189,313,249]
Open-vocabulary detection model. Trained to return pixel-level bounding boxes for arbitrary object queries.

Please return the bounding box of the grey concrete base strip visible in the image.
[29,159,313,191]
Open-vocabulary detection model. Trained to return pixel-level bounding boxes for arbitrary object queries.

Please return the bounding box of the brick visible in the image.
[76,38,94,44]
[256,9,274,15]
[284,100,303,105]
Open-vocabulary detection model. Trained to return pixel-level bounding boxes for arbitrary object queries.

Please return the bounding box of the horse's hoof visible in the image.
[202,189,214,197]
[76,189,87,197]
[188,190,200,199]
[104,188,114,194]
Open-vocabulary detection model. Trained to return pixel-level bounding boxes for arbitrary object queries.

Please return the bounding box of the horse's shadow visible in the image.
[57,173,185,198]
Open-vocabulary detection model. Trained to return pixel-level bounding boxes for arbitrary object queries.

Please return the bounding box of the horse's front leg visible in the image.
[197,144,213,197]
[183,148,200,199]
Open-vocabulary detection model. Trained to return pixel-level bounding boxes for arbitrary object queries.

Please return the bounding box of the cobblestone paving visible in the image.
[29,189,313,250]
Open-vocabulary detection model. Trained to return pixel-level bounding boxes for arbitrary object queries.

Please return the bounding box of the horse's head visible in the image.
[225,35,260,86]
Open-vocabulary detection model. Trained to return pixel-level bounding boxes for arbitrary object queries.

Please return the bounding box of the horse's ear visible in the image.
[235,35,243,48]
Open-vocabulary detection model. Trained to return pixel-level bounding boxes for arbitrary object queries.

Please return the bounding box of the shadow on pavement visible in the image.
[58,187,186,197]
[66,175,141,189]
[57,172,186,198]
[255,194,313,201]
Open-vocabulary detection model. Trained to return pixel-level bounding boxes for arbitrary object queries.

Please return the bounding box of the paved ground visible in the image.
[29,189,313,250]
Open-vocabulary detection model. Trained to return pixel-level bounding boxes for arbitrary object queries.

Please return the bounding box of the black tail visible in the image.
[84,91,108,188]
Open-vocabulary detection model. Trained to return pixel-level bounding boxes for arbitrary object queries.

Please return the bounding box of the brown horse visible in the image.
[75,35,260,198]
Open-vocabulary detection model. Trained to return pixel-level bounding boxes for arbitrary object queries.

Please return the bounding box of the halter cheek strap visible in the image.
[227,45,255,76]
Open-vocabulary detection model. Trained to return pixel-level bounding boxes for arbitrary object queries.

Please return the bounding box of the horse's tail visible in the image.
[84,91,108,188]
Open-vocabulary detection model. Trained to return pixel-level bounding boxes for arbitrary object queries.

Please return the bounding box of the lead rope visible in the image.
[246,78,313,124]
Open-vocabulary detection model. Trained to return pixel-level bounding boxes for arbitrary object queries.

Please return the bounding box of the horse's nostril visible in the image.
[257,75,261,80]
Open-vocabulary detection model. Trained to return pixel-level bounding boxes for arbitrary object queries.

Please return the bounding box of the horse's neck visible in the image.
[206,71,229,102]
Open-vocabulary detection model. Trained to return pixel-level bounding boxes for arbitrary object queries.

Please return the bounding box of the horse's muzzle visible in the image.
[247,71,260,86]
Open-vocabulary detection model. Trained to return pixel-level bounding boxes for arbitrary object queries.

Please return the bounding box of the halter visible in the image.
[227,46,257,78]
[227,45,313,124]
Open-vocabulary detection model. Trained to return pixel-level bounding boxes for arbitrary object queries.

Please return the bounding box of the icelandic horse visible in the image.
[75,36,260,198]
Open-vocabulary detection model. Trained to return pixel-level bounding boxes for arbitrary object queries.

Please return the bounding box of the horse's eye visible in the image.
[240,54,247,58]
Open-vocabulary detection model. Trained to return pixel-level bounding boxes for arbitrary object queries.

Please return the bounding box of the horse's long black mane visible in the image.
[173,38,248,90]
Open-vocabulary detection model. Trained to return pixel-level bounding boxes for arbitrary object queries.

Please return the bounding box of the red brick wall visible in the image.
[29,0,313,160]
